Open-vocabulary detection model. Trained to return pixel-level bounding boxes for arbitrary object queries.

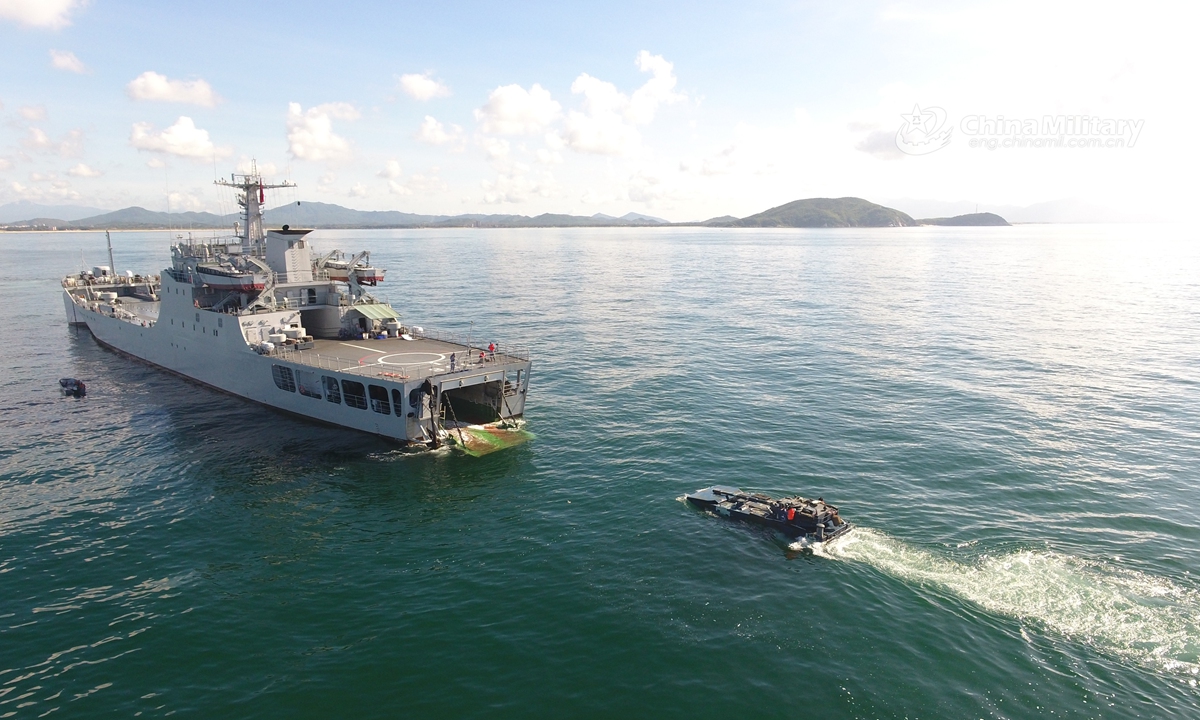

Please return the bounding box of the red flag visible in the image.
[258,183,264,203]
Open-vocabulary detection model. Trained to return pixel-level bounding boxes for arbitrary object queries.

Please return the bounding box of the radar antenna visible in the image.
[214,159,295,256]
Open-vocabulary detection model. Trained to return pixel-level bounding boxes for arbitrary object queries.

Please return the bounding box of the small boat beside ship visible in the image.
[685,485,852,543]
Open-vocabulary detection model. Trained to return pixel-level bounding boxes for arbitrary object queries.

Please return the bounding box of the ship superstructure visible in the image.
[61,166,531,446]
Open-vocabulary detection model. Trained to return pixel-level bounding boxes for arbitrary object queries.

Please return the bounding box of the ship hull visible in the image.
[63,285,530,445]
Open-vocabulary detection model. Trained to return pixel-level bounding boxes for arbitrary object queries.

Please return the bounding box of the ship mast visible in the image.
[105,230,116,276]
[214,160,295,256]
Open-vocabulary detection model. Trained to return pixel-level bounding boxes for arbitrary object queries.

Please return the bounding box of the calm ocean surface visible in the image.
[2,224,1199,718]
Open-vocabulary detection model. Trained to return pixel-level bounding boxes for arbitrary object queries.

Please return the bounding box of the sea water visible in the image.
[2,224,1199,718]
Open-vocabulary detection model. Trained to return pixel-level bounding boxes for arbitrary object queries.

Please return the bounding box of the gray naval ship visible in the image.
[61,166,531,448]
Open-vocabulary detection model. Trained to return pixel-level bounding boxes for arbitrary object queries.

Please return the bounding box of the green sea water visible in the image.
[2,225,1199,718]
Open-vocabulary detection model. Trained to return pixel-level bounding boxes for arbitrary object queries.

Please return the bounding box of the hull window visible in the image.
[392,389,404,417]
[322,376,341,404]
[368,385,391,415]
[271,365,296,393]
[341,380,367,410]
[297,369,322,399]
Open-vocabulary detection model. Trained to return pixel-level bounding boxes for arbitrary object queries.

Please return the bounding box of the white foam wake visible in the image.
[821,528,1200,678]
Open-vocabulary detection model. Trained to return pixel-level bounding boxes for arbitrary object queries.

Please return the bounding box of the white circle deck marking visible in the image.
[377,352,445,366]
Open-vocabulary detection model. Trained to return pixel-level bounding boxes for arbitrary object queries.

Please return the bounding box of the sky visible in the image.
[0,0,1195,221]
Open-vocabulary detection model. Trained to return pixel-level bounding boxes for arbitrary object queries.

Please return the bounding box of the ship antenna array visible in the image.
[213,160,296,253]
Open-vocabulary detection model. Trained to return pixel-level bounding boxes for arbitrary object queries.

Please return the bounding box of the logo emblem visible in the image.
[896,104,952,155]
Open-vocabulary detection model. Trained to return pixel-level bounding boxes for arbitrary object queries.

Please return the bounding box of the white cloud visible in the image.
[378,160,402,179]
[349,183,368,198]
[561,51,685,156]
[627,170,671,205]
[680,144,737,175]
[8,178,80,202]
[561,76,641,156]
[478,135,510,161]
[628,51,685,123]
[398,73,450,101]
[22,126,82,156]
[481,170,555,204]
[286,102,360,162]
[0,0,83,29]
[405,172,448,195]
[475,84,561,135]
[0,158,11,171]
[536,148,562,165]
[24,127,51,148]
[388,168,448,196]
[127,71,220,107]
[67,163,101,177]
[49,49,85,73]
[146,157,166,168]
[130,116,231,160]
[167,191,206,212]
[416,115,464,148]
[18,105,46,121]
[854,129,905,160]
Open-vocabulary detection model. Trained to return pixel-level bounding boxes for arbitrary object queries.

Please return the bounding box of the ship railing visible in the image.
[409,326,530,362]
[266,341,527,381]
[90,300,156,327]
[266,345,433,380]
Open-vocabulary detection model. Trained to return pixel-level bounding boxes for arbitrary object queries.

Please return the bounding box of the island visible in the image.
[726,197,916,228]
[916,212,1010,226]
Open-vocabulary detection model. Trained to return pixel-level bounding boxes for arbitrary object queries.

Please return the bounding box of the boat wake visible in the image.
[817,528,1200,679]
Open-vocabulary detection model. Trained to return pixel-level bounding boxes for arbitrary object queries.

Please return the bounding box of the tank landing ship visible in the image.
[685,486,852,543]
[61,165,531,448]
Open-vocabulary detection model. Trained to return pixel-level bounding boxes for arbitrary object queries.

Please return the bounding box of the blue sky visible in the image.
[0,0,1193,220]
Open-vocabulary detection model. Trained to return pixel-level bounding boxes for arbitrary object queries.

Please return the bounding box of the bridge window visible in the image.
[368,385,390,414]
[322,376,341,404]
[392,389,404,416]
[341,380,367,410]
[271,365,296,392]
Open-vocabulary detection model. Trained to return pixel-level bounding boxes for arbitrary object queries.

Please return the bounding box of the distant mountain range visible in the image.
[0,201,106,223]
[0,196,1154,230]
[883,197,1155,224]
[0,201,672,230]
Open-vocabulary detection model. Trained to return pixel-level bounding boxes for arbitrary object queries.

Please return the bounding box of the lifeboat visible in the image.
[353,265,385,285]
[196,263,266,291]
[320,259,385,285]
